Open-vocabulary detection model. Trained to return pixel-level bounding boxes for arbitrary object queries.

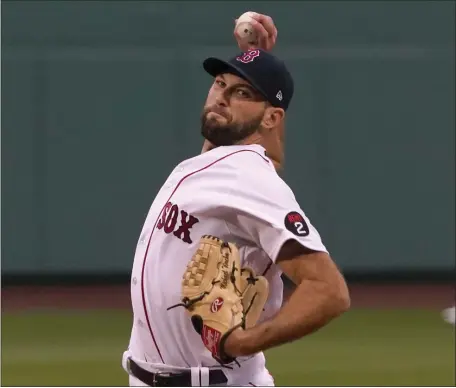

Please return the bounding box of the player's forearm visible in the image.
[226,278,350,356]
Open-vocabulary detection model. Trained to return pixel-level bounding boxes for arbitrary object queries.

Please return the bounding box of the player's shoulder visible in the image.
[192,145,295,195]
[208,144,275,174]
[205,144,273,168]
[216,145,296,199]
[189,145,274,177]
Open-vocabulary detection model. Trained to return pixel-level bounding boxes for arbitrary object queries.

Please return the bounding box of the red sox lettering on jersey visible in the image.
[157,201,199,244]
[123,144,328,386]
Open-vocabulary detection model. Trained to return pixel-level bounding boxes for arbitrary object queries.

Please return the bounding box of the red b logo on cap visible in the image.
[236,49,260,63]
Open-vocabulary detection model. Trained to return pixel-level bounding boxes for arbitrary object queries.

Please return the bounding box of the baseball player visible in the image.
[122,12,350,387]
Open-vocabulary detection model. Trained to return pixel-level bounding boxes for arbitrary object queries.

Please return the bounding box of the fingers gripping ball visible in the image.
[179,236,245,364]
[235,12,259,46]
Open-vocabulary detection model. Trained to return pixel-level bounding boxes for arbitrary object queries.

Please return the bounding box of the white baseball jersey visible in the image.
[123,144,328,385]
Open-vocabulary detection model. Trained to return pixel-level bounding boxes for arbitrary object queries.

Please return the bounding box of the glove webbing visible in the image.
[167,244,241,312]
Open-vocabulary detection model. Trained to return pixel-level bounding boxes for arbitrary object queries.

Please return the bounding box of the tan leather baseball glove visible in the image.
[168,235,269,365]
[239,266,269,329]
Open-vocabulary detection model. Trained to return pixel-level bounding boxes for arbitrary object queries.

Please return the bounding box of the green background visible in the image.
[2,309,454,386]
[2,4,454,387]
[2,1,455,275]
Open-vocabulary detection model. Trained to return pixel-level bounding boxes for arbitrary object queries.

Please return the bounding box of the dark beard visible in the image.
[200,109,263,147]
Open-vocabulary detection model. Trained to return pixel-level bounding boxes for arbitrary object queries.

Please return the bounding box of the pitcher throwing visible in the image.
[122,12,350,387]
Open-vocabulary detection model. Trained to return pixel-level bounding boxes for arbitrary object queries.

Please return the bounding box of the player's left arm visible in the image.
[215,154,350,357]
[224,240,350,357]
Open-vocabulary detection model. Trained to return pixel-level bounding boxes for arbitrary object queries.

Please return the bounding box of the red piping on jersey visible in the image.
[262,260,273,276]
[140,149,269,363]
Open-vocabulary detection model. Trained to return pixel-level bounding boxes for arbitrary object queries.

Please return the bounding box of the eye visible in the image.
[236,88,251,98]
[215,79,226,88]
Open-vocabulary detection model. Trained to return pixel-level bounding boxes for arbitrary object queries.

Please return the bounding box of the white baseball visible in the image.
[235,12,259,45]
[441,306,455,325]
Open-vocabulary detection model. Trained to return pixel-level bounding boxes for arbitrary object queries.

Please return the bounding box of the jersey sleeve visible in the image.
[218,152,328,262]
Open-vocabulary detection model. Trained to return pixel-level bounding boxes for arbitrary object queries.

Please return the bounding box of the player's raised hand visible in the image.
[234,12,278,52]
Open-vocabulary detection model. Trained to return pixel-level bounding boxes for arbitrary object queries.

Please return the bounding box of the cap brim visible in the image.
[203,57,269,102]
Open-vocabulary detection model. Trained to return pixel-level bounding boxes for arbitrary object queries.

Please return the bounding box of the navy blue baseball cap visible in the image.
[203,49,294,111]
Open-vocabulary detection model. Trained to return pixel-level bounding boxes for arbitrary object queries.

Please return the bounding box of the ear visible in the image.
[261,107,285,131]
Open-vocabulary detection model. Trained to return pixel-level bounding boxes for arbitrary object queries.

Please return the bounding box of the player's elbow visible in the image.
[329,276,351,316]
[293,275,350,332]
[314,272,351,320]
[320,260,351,317]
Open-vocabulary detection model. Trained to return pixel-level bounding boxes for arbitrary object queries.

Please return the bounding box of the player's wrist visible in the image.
[222,327,249,357]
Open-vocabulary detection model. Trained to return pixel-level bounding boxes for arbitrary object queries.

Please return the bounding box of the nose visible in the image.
[215,92,228,107]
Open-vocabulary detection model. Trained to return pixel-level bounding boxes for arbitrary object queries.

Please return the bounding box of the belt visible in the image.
[127,358,228,387]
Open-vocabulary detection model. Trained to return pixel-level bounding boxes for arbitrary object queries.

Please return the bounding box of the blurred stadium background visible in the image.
[1,1,455,386]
